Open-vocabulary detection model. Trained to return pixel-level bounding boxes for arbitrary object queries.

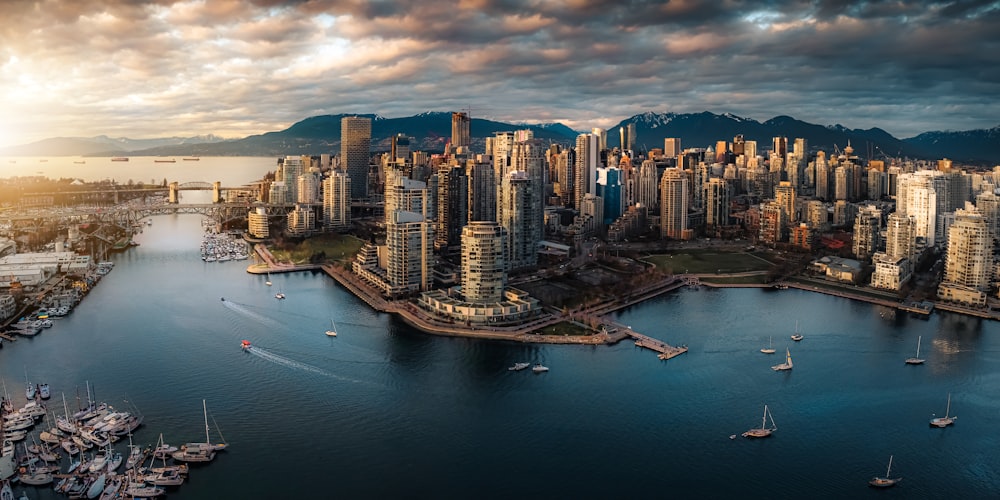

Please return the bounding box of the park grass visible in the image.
[700,275,769,285]
[537,322,594,336]
[271,233,365,265]
[644,251,774,274]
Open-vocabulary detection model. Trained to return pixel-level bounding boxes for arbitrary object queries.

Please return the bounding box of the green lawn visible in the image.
[271,233,365,265]
[700,275,769,285]
[644,251,774,274]
[537,322,595,336]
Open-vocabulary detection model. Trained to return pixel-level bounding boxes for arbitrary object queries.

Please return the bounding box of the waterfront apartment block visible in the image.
[248,207,269,238]
[323,171,351,231]
[938,205,993,306]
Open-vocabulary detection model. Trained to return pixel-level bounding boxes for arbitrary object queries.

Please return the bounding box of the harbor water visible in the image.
[1,158,999,498]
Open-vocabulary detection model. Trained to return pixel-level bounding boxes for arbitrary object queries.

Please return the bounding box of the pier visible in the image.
[604,320,688,360]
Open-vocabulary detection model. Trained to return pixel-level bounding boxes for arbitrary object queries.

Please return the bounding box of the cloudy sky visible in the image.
[1,0,998,147]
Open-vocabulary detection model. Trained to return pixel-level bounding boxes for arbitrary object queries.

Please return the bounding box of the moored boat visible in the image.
[869,455,901,488]
[508,362,531,371]
[531,363,549,373]
[742,404,777,438]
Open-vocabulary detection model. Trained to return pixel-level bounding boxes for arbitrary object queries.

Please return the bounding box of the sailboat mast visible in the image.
[886,455,893,477]
[916,336,921,357]
[945,393,951,418]
[761,405,767,429]
[203,399,211,445]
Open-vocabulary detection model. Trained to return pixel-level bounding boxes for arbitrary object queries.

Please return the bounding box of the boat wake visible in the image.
[245,345,334,377]
[220,299,284,329]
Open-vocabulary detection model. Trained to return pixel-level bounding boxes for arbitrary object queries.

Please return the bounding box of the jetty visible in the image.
[604,320,688,360]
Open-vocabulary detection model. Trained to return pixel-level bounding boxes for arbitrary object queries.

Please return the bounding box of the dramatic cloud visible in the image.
[0,0,998,147]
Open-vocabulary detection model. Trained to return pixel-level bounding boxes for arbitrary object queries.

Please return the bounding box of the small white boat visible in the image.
[325,319,338,337]
[265,273,272,286]
[930,393,956,428]
[905,336,925,365]
[508,362,531,371]
[532,363,549,373]
[869,455,901,488]
[86,472,106,498]
[790,320,803,341]
[275,292,286,300]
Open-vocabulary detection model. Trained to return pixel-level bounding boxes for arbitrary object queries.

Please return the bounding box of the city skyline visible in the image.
[1,1,998,148]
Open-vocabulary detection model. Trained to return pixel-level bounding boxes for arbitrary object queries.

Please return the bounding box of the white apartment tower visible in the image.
[322,171,351,231]
[574,133,599,211]
[500,171,538,271]
[852,205,882,261]
[385,210,434,296]
[460,221,509,304]
[938,205,993,306]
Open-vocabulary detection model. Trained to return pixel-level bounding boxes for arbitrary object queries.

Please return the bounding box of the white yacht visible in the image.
[532,363,549,373]
[508,362,531,371]
[742,404,777,438]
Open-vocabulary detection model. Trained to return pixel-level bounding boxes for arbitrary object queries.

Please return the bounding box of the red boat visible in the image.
[240,340,251,350]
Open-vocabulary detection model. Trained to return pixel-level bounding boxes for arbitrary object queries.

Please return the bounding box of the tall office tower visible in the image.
[887,166,903,199]
[451,112,470,149]
[553,149,575,208]
[385,209,434,295]
[744,140,758,162]
[805,200,828,230]
[938,205,993,305]
[853,205,882,261]
[784,153,800,191]
[747,163,770,199]
[793,138,807,159]
[574,133,599,211]
[460,221,509,303]
[775,181,796,222]
[759,201,785,243]
[391,134,411,163]
[814,152,830,200]
[248,207,269,238]
[384,174,428,220]
[341,116,372,199]
[322,171,351,231]
[946,171,971,211]
[885,212,915,260]
[500,171,538,271]
[693,162,710,210]
[732,135,745,156]
[434,165,469,253]
[637,159,659,212]
[772,136,788,159]
[715,141,728,164]
[704,177,730,227]
[659,168,688,239]
[282,156,304,203]
[596,167,623,225]
[663,138,681,159]
[467,156,496,221]
[975,190,1000,242]
[491,131,516,219]
[618,123,635,152]
[286,204,316,237]
[297,168,321,203]
[591,128,607,152]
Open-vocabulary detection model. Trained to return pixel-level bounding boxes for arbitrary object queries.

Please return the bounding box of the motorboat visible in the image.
[531,363,549,373]
[275,292,286,300]
[37,384,50,399]
[241,340,252,351]
[508,363,531,371]
[86,472,106,498]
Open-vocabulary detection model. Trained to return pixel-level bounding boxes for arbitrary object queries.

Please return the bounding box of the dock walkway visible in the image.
[603,319,688,360]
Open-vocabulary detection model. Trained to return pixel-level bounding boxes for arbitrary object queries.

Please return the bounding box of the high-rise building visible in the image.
[460,221,508,304]
[775,181,796,222]
[341,116,372,199]
[744,140,757,161]
[591,128,607,152]
[759,201,785,244]
[853,205,882,261]
[732,135,745,156]
[552,149,575,208]
[467,155,496,221]
[704,177,730,227]
[659,168,688,239]
[248,207,269,238]
[391,134,411,163]
[772,136,788,159]
[434,165,469,253]
[715,140,728,164]
[384,170,428,219]
[938,205,993,306]
[619,123,635,152]
[663,138,681,159]
[500,171,538,271]
[898,170,948,245]
[322,171,351,231]
[451,112,470,149]
[297,167,321,203]
[814,151,830,200]
[282,156,304,203]
[385,209,434,296]
[574,133,598,211]
[596,167,623,225]
[287,204,316,237]
[637,159,659,212]
[885,212,915,261]
[975,190,1000,242]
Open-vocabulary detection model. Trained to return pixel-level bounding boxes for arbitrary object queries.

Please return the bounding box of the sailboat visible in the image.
[790,321,803,341]
[930,393,956,427]
[760,336,776,354]
[23,368,34,400]
[741,404,777,438]
[275,288,285,300]
[869,455,901,488]
[171,400,226,462]
[265,272,272,286]
[771,348,793,371]
[325,319,338,337]
[905,336,925,365]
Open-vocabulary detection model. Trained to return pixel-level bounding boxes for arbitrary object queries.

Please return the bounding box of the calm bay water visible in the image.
[1,158,999,498]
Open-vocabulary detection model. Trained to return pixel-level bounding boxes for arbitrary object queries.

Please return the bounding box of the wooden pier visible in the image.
[0,332,15,342]
[605,320,688,360]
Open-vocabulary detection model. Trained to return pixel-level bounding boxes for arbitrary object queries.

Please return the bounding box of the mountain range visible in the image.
[2,111,998,164]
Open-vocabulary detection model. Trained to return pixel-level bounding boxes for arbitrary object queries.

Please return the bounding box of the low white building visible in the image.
[870,254,912,291]
[418,287,542,326]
